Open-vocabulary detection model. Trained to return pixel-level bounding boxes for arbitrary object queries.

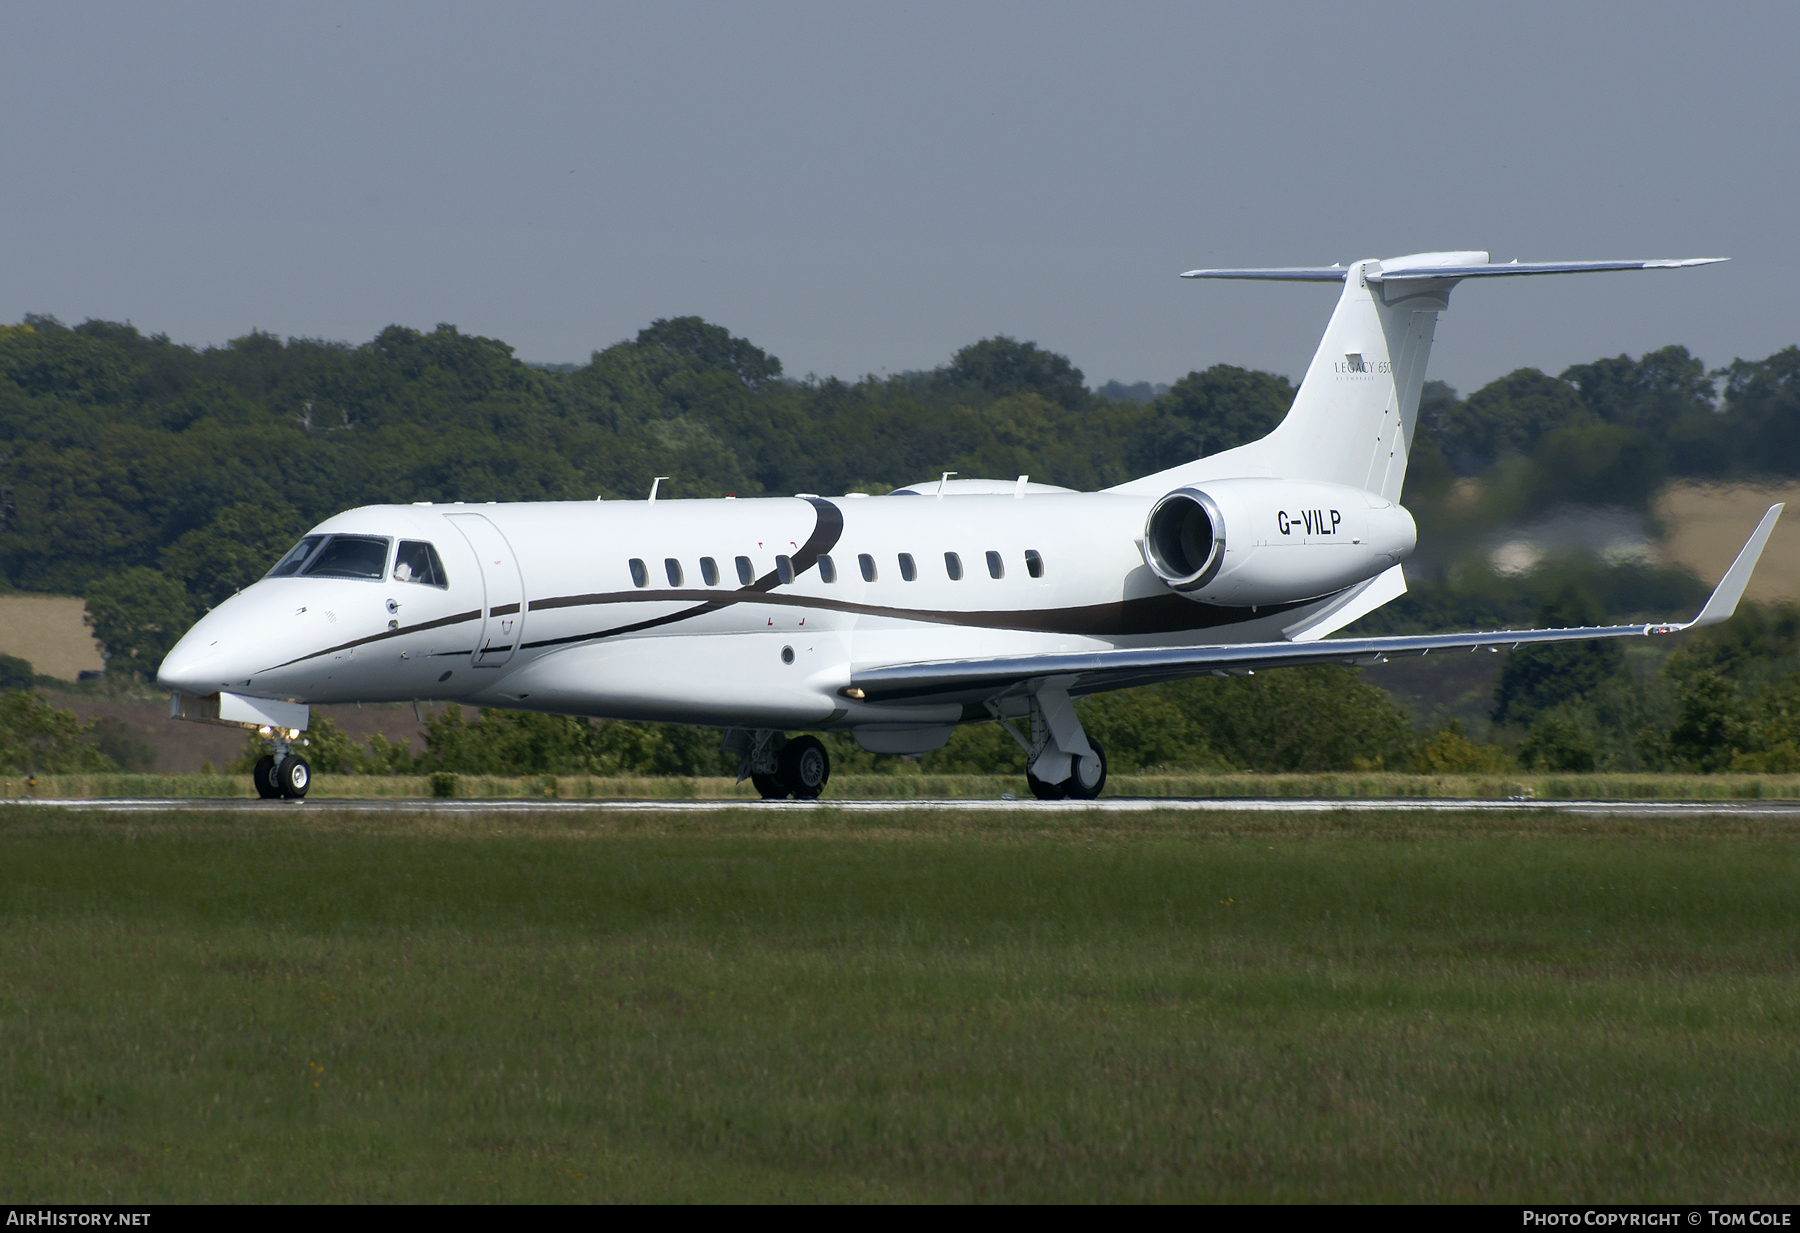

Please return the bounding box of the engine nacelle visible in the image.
[1143,478,1415,606]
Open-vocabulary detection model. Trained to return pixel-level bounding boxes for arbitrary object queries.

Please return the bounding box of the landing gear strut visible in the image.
[726,729,831,800]
[994,684,1108,801]
[251,734,311,800]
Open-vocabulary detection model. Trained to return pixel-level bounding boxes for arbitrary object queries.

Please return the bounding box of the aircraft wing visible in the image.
[847,505,1782,707]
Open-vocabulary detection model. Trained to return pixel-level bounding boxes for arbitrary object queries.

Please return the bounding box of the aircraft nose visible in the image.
[157,606,266,694]
[157,637,234,695]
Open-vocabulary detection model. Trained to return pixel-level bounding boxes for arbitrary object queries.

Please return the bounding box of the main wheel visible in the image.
[253,754,280,799]
[751,771,788,800]
[275,754,311,799]
[1066,739,1107,800]
[1026,767,1068,800]
[778,735,830,800]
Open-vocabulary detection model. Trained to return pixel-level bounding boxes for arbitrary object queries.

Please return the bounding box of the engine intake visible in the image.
[1145,488,1225,591]
[1141,477,1416,606]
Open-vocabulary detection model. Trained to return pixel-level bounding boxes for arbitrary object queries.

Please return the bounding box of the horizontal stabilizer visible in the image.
[1181,256,1726,283]
[1372,257,1727,283]
[1179,265,1348,281]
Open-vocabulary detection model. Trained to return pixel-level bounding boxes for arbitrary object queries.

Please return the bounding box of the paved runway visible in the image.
[15,796,1800,818]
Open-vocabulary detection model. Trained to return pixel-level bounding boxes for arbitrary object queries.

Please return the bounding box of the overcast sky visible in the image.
[1,1,1793,396]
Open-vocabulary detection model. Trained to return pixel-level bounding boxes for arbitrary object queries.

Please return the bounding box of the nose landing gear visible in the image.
[252,738,312,800]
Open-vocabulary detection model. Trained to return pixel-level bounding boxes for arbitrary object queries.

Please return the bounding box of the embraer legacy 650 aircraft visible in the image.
[159,251,1780,800]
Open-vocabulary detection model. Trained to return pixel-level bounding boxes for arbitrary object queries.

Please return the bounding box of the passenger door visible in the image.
[445,513,526,669]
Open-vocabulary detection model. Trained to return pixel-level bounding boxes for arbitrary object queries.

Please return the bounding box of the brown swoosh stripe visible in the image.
[262,608,483,671]
[538,497,851,645]
[520,587,1309,648]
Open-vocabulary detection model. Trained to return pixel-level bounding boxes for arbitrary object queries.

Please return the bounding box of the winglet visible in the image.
[1685,504,1784,629]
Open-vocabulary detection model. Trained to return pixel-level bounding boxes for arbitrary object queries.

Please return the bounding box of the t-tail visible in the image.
[1109,251,1726,500]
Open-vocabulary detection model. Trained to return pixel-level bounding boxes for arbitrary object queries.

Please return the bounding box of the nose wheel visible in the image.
[252,750,312,799]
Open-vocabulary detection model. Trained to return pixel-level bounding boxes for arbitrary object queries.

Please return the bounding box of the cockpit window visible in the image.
[393,540,448,588]
[301,535,392,580]
[266,536,326,578]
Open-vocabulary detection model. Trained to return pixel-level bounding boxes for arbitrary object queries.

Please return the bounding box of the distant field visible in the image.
[1657,481,1800,601]
[3,804,1796,1202]
[0,595,104,679]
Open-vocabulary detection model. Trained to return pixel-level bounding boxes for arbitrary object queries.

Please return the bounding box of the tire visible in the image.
[1066,739,1107,800]
[751,771,788,800]
[1026,768,1068,800]
[778,735,830,800]
[253,755,280,800]
[275,754,311,799]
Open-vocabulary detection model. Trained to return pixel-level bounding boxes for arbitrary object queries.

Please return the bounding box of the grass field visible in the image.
[3,804,1797,1202]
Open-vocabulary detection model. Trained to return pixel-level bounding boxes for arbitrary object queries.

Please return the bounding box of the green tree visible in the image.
[1412,720,1515,773]
[1662,671,1750,773]
[943,336,1087,410]
[0,691,117,772]
[86,716,156,772]
[162,502,306,609]
[1491,588,1625,727]
[1170,666,1417,772]
[0,654,33,690]
[1518,713,1598,772]
[84,567,194,678]
[1432,367,1584,472]
[1132,365,1294,473]
[1529,420,1663,509]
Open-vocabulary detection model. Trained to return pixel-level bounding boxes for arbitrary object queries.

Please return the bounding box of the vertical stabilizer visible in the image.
[1111,250,1482,498]
[1257,253,1472,499]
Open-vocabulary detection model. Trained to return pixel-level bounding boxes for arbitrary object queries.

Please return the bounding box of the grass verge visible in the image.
[2,805,1797,1201]
[10,770,1800,800]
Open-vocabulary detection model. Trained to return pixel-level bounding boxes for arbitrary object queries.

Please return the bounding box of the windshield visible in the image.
[265,536,325,578]
[301,535,392,581]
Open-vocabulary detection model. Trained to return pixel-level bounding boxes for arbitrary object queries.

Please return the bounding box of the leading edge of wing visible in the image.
[848,505,1783,706]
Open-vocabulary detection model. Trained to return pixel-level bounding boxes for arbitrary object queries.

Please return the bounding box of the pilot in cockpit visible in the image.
[394,540,441,587]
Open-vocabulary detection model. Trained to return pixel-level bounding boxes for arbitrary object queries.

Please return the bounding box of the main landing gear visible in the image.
[993,684,1109,801]
[251,732,312,800]
[726,730,831,800]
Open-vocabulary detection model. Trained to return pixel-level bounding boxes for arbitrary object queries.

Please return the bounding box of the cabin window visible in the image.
[944,551,963,581]
[629,558,648,587]
[1025,549,1044,578]
[736,555,754,585]
[394,541,448,588]
[301,535,392,581]
[818,554,837,583]
[665,558,684,587]
[986,550,1004,579]
[898,553,917,582]
[776,555,794,584]
[858,553,877,582]
[700,556,719,586]
[266,536,325,578]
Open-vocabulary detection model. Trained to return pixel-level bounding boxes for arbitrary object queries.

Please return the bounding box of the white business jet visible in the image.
[159,251,1778,801]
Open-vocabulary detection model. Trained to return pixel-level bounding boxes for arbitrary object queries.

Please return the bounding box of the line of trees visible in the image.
[2,309,1797,774]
